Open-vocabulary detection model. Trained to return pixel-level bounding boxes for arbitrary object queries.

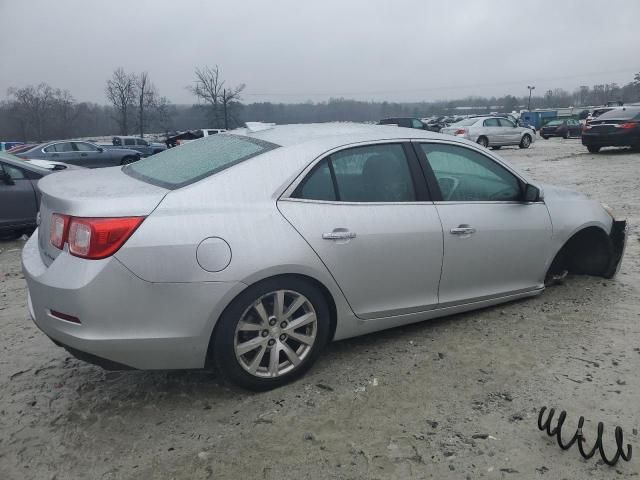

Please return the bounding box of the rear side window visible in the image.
[124,134,279,189]
[484,118,500,127]
[293,144,416,203]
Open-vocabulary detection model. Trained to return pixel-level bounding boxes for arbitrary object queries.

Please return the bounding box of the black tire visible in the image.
[587,145,601,153]
[541,135,549,140]
[519,134,532,149]
[0,230,21,241]
[477,136,489,148]
[211,276,331,391]
[490,146,502,150]
[563,130,570,139]
[120,156,137,165]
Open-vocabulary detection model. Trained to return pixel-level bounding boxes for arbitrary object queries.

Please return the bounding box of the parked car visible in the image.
[0,152,53,239]
[378,117,430,130]
[540,119,583,139]
[0,141,24,151]
[17,140,141,168]
[166,129,227,148]
[111,136,166,156]
[23,123,626,390]
[7,143,37,155]
[582,106,640,153]
[440,116,535,149]
[585,107,619,125]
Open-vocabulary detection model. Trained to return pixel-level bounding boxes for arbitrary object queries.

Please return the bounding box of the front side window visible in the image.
[411,119,423,129]
[124,138,135,146]
[419,143,521,202]
[1,163,26,180]
[124,134,279,189]
[498,118,515,128]
[44,143,73,153]
[293,144,416,203]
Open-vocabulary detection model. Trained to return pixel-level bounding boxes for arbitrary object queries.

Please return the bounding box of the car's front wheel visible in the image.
[519,134,532,149]
[211,277,331,391]
[120,156,137,165]
[587,145,601,153]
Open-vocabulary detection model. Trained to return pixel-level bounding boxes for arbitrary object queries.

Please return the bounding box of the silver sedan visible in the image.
[441,116,536,150]
[22,123,626,390]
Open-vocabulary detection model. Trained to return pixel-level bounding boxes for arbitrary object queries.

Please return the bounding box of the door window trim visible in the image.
[411,139,532,204]
[282,141,432,205]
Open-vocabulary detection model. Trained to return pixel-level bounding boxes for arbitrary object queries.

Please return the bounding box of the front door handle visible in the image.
[322,230,357,241]
[450,225,476,235]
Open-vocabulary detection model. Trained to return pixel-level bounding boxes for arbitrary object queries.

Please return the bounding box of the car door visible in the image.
[482,118,502,144]
[498,118,520,144]
[0,162,38,230]
[414,141,552,306]
[278,142,444,319]
[43,142,76,163]
[72,142,106,167]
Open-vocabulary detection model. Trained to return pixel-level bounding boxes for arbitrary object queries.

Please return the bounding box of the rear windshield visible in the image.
[124,134,279,189]
[595,107,640,121]
[452,118,479,126]
[545,120,564,126]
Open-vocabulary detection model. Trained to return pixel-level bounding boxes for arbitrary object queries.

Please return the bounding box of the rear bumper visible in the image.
[22,231,244,370]
[582,131,640,147]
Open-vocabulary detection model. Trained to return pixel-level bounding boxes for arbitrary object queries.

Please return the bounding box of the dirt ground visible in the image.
[1,138,640,479]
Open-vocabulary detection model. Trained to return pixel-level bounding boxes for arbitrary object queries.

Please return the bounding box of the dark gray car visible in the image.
[18,140,141,168]
[0,152,52,238]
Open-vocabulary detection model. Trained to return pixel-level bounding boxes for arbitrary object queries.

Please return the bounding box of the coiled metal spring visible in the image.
[538,406,632,466]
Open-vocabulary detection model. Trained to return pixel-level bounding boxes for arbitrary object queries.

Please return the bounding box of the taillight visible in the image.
[50,214,144,259]
[615,122,638,129]
[50,213,70,249]
[454,128,467,135]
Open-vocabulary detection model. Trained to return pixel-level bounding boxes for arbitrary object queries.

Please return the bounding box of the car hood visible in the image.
[539,183,588,202]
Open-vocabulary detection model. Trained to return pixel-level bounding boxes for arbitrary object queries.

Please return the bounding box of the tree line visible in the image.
[1,68,638,143]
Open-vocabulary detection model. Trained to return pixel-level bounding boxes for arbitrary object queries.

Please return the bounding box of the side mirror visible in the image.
[1,171,15,185]
[523,184,542,202]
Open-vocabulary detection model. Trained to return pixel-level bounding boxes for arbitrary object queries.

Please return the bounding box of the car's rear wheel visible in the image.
[519,134,532,149]
[563,130,570,139]
[477,136,489,148]
[490,146,501,150]
[120,156,137,165]
[212,277,331,391]
[587,145,601,153]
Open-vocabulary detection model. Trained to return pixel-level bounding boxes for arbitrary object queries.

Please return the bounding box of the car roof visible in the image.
[228,122,442,149]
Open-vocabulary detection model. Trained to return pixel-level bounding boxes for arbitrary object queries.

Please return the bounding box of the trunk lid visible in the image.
[36,166,168,266]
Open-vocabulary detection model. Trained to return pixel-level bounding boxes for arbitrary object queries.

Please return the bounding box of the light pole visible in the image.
[527,85,535,111]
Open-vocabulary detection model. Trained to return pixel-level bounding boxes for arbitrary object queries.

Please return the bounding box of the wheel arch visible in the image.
[204,270,341,368]
[546,224,614,279]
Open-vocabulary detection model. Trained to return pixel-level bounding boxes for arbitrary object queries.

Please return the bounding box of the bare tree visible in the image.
[7,83,56,141]
[188,65,244,128]
[135,72,159,138]
[105,68,136,135]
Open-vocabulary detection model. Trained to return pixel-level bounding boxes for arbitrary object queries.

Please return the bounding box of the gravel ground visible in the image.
[1,138,640,479]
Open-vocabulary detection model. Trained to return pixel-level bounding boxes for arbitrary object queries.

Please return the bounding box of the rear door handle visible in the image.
[450,225,476,235]
[322,230,357,241]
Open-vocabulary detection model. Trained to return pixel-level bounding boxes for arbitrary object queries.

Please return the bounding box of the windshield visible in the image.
[595,107,640,121]
[123,133,279,189]
[452,118,479,126]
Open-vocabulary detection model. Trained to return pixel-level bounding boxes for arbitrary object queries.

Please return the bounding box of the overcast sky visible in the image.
[0,0,638,105]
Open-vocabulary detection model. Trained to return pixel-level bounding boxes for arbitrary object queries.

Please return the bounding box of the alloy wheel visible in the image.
[234,290,317,378]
